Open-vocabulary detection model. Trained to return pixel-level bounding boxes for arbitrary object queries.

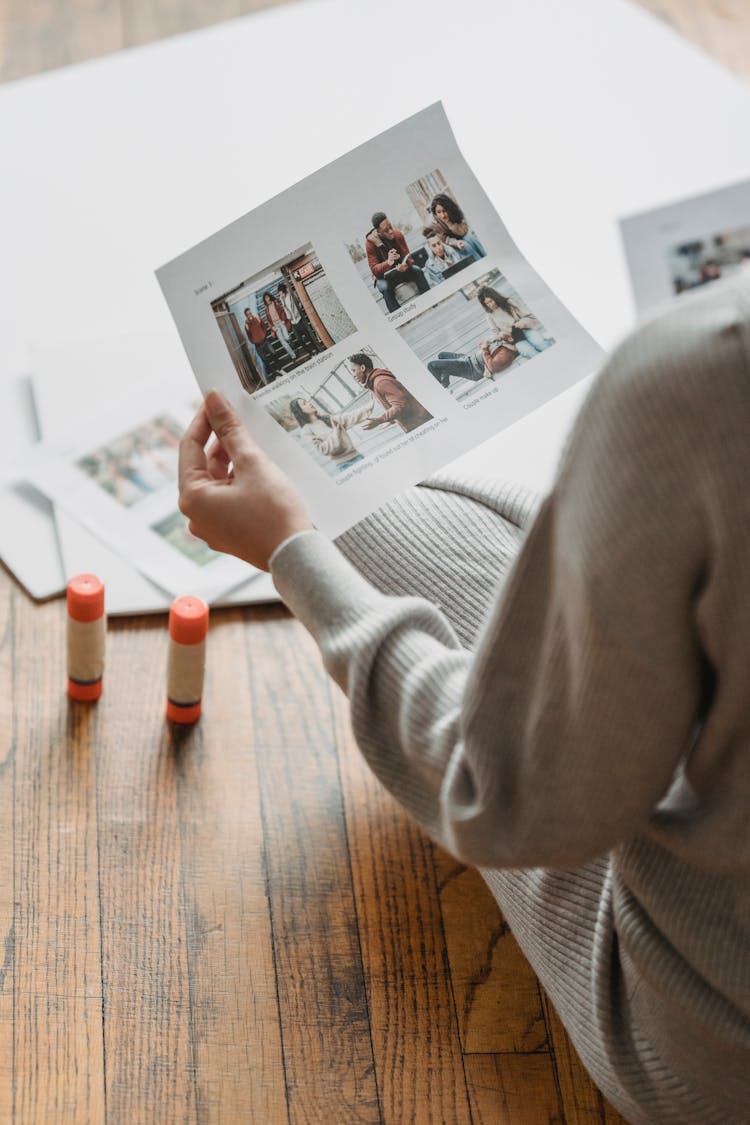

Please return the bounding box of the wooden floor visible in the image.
[1,2,746,1122]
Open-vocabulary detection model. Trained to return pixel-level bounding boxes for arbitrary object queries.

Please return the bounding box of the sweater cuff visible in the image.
[270,529,385,639]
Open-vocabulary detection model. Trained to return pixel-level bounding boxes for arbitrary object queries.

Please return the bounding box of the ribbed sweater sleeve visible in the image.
[271,284,748,870]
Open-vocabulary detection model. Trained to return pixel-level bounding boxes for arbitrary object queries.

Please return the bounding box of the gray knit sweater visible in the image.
[271,280,750,1123]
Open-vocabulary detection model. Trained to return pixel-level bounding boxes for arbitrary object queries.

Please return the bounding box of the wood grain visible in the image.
[330,684,473,1125]
[246,609,380,1124]
[121,0,293,49]
[11,595,105,1121]
[465,1052,564,1124]
[432,849,547,1054]
[0,0,292,83]
[0,0,122,83]
[94,616,194,1122]
[0,577,16,1114]
[542,992,629,1125]
[174,609,287,1123]
[638,0,750,79]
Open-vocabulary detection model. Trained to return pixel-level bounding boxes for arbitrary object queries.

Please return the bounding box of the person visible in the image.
[243,307,271,384]
[263,290,296,363]
[288,396,372,472]
[366,211,430,312]
[476,284,551,359]
[427,338,518,387]
[278,282,312,353]
[421,226,465,287]
[429,193,486,261]
[347,352,433,433]
[178,277,750,1125]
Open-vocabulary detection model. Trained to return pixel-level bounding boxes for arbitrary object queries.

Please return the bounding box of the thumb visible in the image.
[204,389,250,461]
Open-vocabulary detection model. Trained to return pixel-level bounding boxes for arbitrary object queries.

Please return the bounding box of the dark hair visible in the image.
[429,193,464,225]
[349,352,373,372]
[422,226,442,239]
[243,307,251,314]
[278,282,288,294]
[289,397,332,429]
[476,285,515,316]
[262,291,273,303]
[371,211,387,230]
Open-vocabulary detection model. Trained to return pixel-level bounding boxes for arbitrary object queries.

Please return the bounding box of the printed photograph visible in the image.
[211,243,357,395]
[668,224,750,294]
[397,268,555,403]
[264,347,433,479]
[76,415,182,507]
[151,510,218,567]
[346,169,486,315]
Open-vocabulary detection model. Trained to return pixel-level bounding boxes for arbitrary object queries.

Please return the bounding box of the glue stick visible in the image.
[66,573,106,701]
[167,596,208,724]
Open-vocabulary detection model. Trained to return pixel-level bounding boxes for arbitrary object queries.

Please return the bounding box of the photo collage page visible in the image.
[210,170,556,484]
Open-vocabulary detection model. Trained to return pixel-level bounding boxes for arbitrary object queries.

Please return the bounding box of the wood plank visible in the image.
[120,0,293,48]
[0,0,122,83]
[174,607,287,1123]
[0,572,16,1118]
[432,849,547,1054]
[95,615,194,1123]
[465,1051,564,1125]
[11,592,105,1121]
[330,684,473,1125]
[541,991,628,1125]
[636,0,750,80]
[245,607,381,1125]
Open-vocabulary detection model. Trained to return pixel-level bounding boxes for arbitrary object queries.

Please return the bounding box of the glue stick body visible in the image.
[66,573,106,701]
[167,595,208,724]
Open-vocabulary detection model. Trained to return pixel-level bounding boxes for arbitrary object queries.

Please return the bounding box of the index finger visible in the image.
[179,403,213,486]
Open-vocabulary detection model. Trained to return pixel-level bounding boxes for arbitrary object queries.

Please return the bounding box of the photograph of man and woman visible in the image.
[398,267,555,403]
[76,414,182,507]
[264,347,433,479]
[346,169,487,315]
[668,223,750,295]
[211,243,356,395]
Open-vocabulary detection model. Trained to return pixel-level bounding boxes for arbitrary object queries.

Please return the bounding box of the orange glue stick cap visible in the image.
[66,573,105,622]
[169,595,209,645]
[68,678,103,702]
[166,699,202,724]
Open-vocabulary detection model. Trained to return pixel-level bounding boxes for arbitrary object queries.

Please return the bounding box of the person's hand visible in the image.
[456,240,466,249]
[179,390,313,571]
[387,249,400,265]
[361,417,383,430]
[396,262,409,272]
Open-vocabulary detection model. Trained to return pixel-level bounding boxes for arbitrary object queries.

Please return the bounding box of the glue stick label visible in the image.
[67,617,106,683]
[168,639,206,705]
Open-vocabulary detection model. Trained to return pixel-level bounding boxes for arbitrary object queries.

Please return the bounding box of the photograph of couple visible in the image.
[346,169,487,315]
[211,243,356,394]
[398,267,555,403]
[265,348,433,479]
